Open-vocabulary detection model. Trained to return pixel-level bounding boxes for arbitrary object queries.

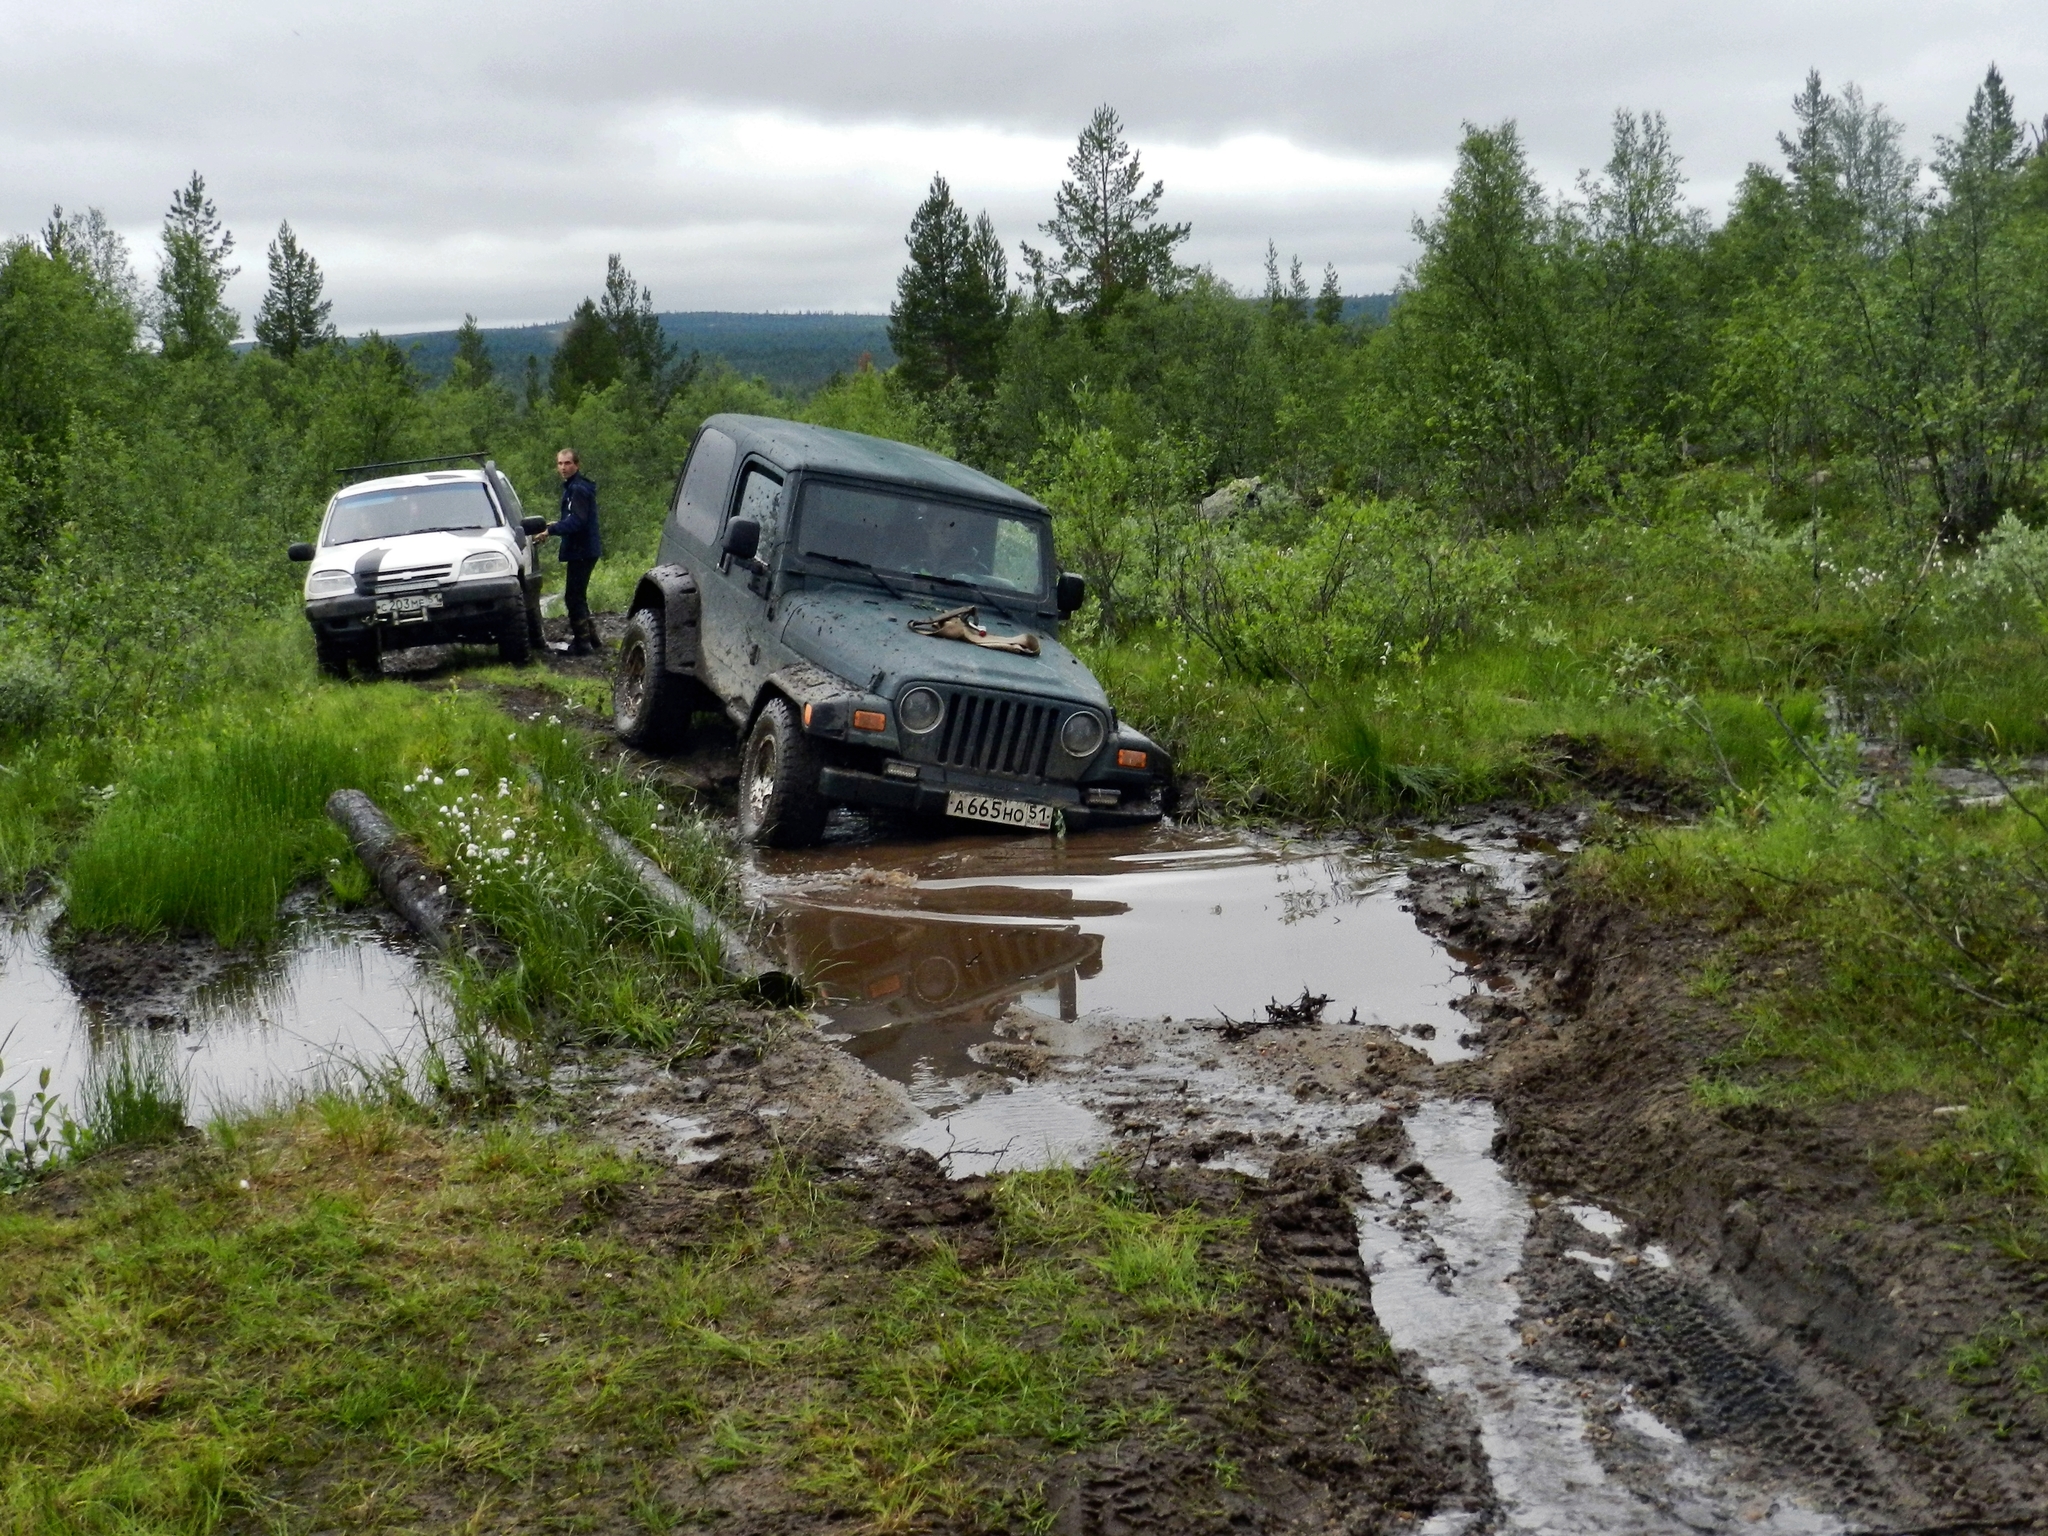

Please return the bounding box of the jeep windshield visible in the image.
[324,482,499,546]
[793,481,1048,601]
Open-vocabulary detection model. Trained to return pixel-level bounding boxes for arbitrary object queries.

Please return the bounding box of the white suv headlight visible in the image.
[460,550,514,579]
[306,569,353,598]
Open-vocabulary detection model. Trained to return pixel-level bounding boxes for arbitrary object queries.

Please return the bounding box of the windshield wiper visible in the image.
[804,551,910,601]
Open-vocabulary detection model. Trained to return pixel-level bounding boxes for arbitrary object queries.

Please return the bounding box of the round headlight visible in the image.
[898,686,945,734]
[1059,710,1105,759]
[460,550,515,579]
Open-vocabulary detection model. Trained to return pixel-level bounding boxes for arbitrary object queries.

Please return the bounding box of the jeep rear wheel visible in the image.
[613,608,700,751]
[739,696,829,847]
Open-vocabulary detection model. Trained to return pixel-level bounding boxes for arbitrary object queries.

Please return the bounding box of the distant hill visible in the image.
[1343,294,1396,325]
[354,296,1396,395]
[387,313,896,395]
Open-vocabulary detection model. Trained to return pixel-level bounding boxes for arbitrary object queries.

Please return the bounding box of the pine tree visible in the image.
[550,298,619,407]
[252,221,334,361]
[452,313,494,386]
[598,254,678,391]
[888,175,1012,394]
[1314,264,1344,327]
[1021,106,1189,318]
[1263,243,1309,325]
[522,355,542,410]
[154,171,239,360]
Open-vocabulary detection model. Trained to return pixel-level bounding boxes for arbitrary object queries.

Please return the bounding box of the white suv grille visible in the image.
[373,563,452,592]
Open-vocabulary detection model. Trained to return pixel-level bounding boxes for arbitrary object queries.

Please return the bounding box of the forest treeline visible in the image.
[0,67,2044,733]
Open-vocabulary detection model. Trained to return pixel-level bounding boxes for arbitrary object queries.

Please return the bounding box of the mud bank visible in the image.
[601,1141,1490,1532]
[1412,849,2048,1531]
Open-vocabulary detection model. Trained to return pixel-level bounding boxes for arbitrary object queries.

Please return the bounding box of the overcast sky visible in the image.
[4,1,2040,334]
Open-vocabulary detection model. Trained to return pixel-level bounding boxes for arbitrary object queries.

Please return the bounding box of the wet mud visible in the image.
[1413,844,2048,1532]
[595,1143,1491,1533]
[567,804,1910,1531]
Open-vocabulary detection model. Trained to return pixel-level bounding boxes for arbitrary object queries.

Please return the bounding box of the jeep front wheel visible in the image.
[739,696,829,847]
[613,608,698,751]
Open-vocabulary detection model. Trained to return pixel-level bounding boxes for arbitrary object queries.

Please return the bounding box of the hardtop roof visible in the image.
[333,468,493,500]
[702,414,1045,514]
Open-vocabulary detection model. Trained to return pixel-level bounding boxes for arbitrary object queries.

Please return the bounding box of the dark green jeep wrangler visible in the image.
[613,414,1172,846]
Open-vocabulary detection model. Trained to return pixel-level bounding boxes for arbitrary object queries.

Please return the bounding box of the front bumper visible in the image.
[305,579,524,648]
[817,764,1166,830]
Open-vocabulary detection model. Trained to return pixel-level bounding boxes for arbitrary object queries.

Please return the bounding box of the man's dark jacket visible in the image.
[550,473,603,563]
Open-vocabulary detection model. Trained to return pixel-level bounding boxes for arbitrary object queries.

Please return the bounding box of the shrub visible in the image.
[1170,496,1518,685]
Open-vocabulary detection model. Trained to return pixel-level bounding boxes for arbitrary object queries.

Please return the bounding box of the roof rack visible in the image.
[333,452,495,483]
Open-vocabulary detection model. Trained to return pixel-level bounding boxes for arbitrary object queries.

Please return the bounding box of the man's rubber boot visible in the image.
[566,617,598,658]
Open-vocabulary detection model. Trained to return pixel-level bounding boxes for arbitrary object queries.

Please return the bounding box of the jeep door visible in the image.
[697,459,786,714]
[659,426,742,705]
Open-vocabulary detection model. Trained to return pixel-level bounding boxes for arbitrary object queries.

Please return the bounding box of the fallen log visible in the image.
[325,789,506,966]
[586,818,805,1007]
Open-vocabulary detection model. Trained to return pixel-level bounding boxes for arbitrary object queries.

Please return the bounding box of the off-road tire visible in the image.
[496,609,532,667]
[523,578,545,651]
[315,635,359,679]
[613,608,697,751]
[739,696,830,847]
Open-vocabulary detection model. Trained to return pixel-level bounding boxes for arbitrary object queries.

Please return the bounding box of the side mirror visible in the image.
[287,542,314,562]
[521,516,548,536]
[723,517,761,563]
[1056,571,1086,616]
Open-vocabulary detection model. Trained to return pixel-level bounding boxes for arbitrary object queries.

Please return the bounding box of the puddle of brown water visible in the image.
[751,824,1474,1083]
[0,903,446,1125]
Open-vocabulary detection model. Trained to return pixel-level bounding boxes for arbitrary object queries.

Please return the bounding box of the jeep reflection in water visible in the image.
[613,415,1172,847]
[289,457,549,676]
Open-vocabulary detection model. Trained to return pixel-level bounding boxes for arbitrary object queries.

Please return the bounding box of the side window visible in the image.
[733,466,784,543]
[672,428,738,545]
[489,470,523,524]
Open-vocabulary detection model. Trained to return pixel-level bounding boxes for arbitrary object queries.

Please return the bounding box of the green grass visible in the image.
[1581,775,2048,1249]
[0,1109,1286,1534]
[49,648,743,1054]
[76,1035,187,1151]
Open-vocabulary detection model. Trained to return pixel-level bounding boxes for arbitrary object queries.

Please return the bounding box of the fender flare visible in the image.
[629,565,700,676]
[750,660,863,734]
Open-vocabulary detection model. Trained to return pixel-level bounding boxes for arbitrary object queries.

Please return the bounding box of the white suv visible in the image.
[288,457,547,676]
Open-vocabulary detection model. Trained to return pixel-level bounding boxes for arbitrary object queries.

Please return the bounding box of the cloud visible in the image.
[2,0,2039,331]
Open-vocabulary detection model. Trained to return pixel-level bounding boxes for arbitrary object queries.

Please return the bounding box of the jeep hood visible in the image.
[778,586,1110,711]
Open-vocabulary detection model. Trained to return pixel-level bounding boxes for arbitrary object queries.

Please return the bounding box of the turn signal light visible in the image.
[802,703,813,728]
[1116,748,1148,769]
[867,974,903,998]
[852,710,887,732]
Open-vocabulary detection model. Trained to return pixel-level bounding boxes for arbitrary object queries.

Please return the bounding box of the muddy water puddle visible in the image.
[0,903,446,1124]
[749,825,1481,1174]
[755,825,1475,1063]
[746,820,1859,1531]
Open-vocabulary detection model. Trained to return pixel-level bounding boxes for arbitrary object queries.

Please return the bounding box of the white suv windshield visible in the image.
[326,483,498,546]
[796,482,1048,599]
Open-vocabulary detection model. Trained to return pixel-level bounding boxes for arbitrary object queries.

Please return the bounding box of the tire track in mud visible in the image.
[1407,827,2048,1534]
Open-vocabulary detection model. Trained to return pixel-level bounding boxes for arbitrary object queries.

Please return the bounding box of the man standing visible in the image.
[543,447,603,657]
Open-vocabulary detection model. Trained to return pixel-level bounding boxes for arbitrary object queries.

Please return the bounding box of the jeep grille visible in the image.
[927,689,1057,778]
